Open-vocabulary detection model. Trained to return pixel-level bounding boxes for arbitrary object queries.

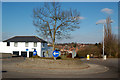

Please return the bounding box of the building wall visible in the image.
[41,43,53,57]
[47,47,53,57]
[0,42,11,53]
[0,41,53,57]
[0,42,42,57]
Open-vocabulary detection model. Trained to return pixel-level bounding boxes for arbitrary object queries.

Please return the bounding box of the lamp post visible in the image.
[102,24,105,58]
[96,19,113,60]
[96,23,105,59]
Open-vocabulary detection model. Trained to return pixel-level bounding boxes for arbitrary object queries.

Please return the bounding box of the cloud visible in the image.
[96,19,113,24]
[72,16,85,20]
[101,8,113,14]
[96,19,106,24]
[78,17,85,20]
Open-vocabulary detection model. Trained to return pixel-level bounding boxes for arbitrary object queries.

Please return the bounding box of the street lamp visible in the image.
[96,19,113,59]
[96,23,105,59]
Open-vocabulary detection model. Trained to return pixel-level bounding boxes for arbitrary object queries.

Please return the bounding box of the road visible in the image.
[1,57,119,79]
[80,58,119,78]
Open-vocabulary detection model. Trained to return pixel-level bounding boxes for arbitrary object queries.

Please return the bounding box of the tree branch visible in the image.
[36,15,53,40]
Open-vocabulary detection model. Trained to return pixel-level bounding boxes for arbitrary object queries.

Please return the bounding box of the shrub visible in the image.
[56,56,61,59]
[67,53,72,58]
[77,45,102,58]
[32,55,40,58]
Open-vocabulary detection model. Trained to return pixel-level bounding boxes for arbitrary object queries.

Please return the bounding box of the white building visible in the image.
[0,36,52,57]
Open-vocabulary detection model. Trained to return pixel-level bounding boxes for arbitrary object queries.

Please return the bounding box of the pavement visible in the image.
[0,57,119,78]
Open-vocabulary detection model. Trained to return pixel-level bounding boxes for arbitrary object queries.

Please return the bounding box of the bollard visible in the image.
[103,55,106,60]
[87,54,90,60]
[54,57,56,60]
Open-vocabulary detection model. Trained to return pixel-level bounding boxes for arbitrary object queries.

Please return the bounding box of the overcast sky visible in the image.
[2,2,118,43]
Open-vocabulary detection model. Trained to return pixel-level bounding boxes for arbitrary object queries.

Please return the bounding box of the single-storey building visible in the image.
[0,36,52,57]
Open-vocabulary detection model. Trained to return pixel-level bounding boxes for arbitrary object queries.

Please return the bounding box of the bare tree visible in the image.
[104,16,118,57]
[33,2,80,52]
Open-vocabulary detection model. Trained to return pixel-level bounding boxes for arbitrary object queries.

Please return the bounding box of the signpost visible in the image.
[52,50,59,60]
[26,49,29,57]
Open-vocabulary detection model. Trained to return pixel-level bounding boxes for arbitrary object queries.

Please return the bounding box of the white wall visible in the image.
[0,42,42,57]
[0,42,11,53]
[0,41,52,57]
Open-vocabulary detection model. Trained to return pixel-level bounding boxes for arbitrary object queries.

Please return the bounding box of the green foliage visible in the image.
[73,43,77,48]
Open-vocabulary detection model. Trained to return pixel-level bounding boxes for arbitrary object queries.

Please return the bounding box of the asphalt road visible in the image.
[1,57,119,79]
[80,58,119,78]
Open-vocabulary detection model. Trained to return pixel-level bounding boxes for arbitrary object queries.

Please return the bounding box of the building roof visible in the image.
[3,36,47,43]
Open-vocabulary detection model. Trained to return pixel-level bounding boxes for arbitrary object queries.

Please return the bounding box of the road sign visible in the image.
[52,50,59,57]
[26,49,28,51]
[33,50,37,56]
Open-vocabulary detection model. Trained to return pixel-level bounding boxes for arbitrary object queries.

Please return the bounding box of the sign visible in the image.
[52,50,59,57]
[87,54,90,60]
[33,50,37,56]
[26,49,28,51]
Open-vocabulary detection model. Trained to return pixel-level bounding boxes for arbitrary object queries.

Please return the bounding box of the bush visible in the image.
[32,55,40,58]
[77,45,102,58]
[67,53,72,58]
[56,56,61,59]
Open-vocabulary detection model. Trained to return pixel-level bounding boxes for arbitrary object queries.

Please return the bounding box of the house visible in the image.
[0,36,52,57]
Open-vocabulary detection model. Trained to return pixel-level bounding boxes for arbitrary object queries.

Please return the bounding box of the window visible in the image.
[34,42,37,47]
[43,51,45,57]
[14,42,18,47]
[42,43,45,47]
[25,42,28,47]
[7,42,10,46]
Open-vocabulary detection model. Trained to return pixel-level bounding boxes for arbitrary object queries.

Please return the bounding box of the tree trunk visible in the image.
[52,41,55,51]
[52,32,56,60]
[53,8,56,60]
[52,41,56,60]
